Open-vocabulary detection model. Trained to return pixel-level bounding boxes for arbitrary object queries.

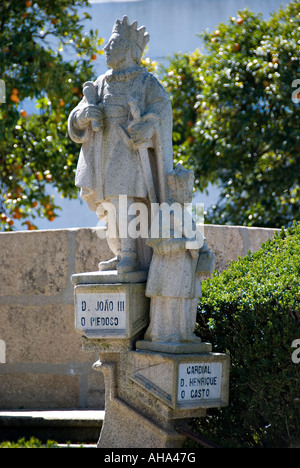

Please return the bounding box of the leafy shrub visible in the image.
[0,437,59,448]
[195,222,300,447]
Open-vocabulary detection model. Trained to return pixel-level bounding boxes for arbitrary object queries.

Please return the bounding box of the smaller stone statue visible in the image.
[144,163,215,343]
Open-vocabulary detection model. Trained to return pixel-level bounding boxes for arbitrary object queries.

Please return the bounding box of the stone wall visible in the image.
[0,225,277,410]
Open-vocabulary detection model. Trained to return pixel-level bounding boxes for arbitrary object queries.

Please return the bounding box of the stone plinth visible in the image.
[91,350,206,448]
[89,344,229,448]
[130,350,230,410]
[72,271,149,340]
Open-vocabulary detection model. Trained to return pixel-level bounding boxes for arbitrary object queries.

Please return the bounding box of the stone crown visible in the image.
[112,15,150,52]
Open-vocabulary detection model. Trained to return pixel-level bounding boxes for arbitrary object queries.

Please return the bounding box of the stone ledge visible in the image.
[136,340,212,354]
[0,409,105,444]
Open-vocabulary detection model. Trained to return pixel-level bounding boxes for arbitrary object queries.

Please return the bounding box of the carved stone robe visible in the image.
[68,67,173,213]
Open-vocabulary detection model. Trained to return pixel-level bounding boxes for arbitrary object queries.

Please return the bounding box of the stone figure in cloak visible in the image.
[144,163,215,343]
[68,16,173,273]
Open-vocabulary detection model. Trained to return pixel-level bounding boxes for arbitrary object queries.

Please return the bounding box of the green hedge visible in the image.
[0,437,59,448]
[195,222,300,447]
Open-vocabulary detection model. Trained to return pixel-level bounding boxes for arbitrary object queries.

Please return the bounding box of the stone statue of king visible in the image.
[68,16,173,274]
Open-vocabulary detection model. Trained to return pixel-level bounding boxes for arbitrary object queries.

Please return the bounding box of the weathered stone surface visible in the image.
[0,374,80,409]
[203,224,278,272]
[0,230,69,297]
[136,340,212,354]
[0,304,84,363]
[74,227,110,274]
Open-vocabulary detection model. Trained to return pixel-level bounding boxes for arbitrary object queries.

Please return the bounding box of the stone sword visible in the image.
[127,100,158,204]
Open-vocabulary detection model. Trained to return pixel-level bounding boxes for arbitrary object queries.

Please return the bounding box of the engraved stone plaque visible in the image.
[74,281,149,339]
[130,351,229,410]
[75,291,126,337]
[177,362,222,404]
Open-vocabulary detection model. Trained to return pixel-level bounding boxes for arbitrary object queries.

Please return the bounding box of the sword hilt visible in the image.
[128,100,141,123]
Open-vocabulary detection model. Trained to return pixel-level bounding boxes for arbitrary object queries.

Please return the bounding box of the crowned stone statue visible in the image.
[68,16,173,274]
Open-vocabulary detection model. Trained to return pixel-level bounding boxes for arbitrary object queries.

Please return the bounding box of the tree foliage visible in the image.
[194,222,300,447]
[2,1,300,230]
[161,1,300,228]
[0,0,103,230]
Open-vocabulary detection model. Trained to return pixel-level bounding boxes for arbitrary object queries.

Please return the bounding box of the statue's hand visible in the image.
[127,120,154,146]
[75,104,102,129]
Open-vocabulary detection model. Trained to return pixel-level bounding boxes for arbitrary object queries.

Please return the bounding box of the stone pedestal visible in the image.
[72,271,149,340]
[72,270,230,448]
[130,348,229,410]
[86,346,229,448]
[92,352,191,448]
